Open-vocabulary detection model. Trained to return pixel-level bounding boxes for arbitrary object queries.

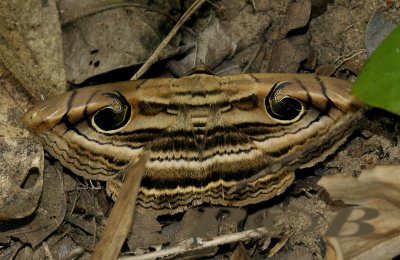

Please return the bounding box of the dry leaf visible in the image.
[15,235,86,260]
[60,0,183,83]
[279,0,311,37]
[318,165,400,259]
[0,61,44,220]
[365,9,396,57]
[0,0,66,226]
[127,210,169,251]
[230,243,251,260]
[167,0,272,76]
[0,0,65,100]
[0,0,66,221]
[0,163,66,247]
[265,0,311,73]
[267,36,310,73]
[0,126,43,220]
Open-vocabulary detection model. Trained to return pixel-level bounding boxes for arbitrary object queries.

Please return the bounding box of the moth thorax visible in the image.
[189,108,211,153]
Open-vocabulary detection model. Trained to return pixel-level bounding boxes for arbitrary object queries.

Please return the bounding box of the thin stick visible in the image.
[121,227,273,260]
[91,151,150,260]
[332,49,366,69]
[130,0,206,80]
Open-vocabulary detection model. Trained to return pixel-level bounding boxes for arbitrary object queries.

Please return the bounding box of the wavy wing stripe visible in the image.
[136,170,295,211]
[147,148,261,169]
[41,133,120,177]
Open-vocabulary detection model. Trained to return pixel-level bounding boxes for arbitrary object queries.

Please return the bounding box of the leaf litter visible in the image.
[0,0,399,259]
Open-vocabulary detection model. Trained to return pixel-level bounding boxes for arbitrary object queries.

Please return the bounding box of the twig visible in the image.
[267,231,293,257]
[121,227,273,260]
[131,0,207,80]
[332,49,366,69]
[43,242,55,260]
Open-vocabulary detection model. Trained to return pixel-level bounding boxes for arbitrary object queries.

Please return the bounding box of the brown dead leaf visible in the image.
[60,0,184,83]
[0,162,66,247]
[0,61,44,220]
[318,165,400,259]
[267,36,310,73]
[159,207,247,259]
[214,42,264,75]
[0,241,24,259]
[0,127,43,220]
[0,3,66,236]
[0,0,66,221]
[230,243,251,260]
[127,210,169,251]
[14,235,86,260]
[167,1,272,76]
[265,0,311,73]
[339,56,364,75]
[279,0,311,38]
[129,207,249,259]
[0,0,65,100]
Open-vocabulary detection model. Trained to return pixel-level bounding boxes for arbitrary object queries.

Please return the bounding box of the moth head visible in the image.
[23,81,176,145]
[23,84,136,135]
[264,82,305,123]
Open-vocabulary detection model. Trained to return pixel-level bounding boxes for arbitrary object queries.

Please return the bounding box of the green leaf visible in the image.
[352,26,400,115]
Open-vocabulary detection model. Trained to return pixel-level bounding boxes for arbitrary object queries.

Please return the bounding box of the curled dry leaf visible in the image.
[318,165,400,259]
[0,162,66,247]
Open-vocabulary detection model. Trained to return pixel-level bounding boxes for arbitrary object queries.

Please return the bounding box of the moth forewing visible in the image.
[24,73,363,213]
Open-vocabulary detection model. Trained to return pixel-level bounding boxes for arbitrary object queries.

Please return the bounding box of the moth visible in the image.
[23,72,363,214]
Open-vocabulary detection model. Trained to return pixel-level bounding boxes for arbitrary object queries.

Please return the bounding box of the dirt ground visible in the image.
[0,0,400,259]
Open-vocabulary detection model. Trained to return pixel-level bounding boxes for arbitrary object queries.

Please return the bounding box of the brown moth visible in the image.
[23,73,363,214]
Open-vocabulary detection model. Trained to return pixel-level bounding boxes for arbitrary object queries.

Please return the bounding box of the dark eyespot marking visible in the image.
[265,82,304,122]
[92,92,131,132]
